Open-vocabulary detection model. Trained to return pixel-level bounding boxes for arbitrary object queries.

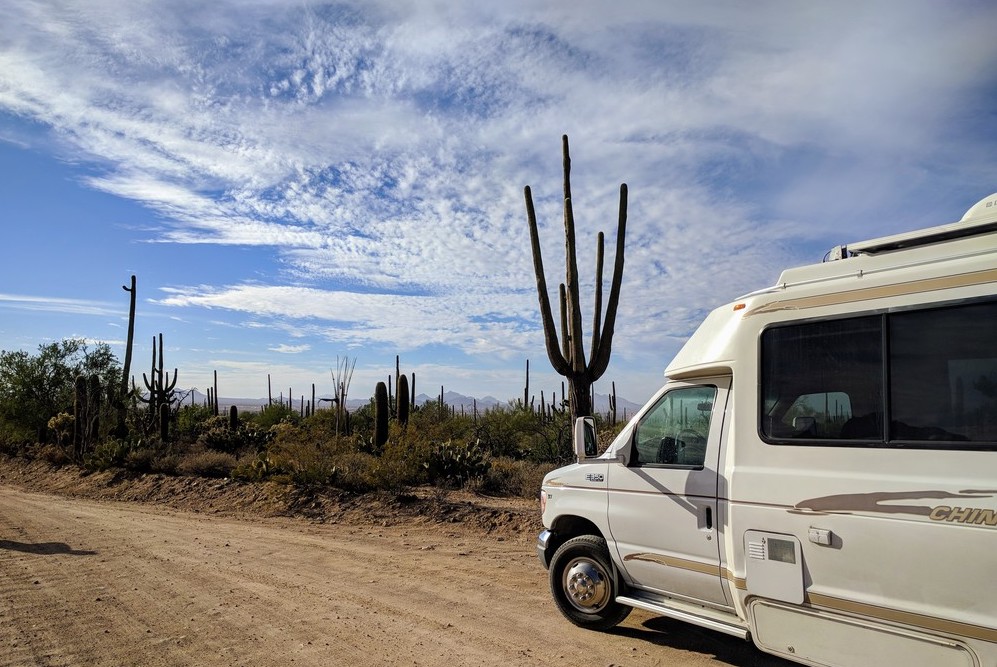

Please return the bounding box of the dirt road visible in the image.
[0,486,792,667]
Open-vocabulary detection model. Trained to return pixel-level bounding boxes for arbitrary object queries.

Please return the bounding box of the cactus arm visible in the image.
[589,231,605,366]
[590,183,627,379]
[563,196,586,374]
[141,372,154,394]
[525,185,571,376]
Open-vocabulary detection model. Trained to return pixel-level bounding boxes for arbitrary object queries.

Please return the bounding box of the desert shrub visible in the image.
[123,446,160,473]
[524,418,573,464]
[248,403,300,429]
[423,440,490,488]
[300,406,342,432]
[473,406,537,458]
[177,449,237,478]
[240,425,274,452]
[277,441,338,486]
[85,437,134,471]
[175,405,216,442]
[231,451,289,482]
[0,421,34,450]
[34,443,71,466]
[348,402,375,437]
[472,457,554,498]
[365,456,420,495]
[325,450,381,492]
[197,425,244,454]
[596,420,628,449]
[149,452,181,475]
[192,413,273,455]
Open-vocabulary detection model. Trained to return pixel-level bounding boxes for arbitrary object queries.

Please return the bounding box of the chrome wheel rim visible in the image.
[562,557,611,613]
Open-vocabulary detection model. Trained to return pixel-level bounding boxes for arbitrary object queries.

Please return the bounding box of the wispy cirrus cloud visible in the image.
[2,0,995,399]
[0,293,118,317]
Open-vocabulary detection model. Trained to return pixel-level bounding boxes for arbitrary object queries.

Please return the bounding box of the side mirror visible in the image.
[573,417,598,460]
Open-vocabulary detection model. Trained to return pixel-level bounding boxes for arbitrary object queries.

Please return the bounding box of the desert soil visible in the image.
[0,457,793,666]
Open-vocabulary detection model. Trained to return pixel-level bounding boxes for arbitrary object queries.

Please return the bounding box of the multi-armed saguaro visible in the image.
[524,135,627,424]
[139,333,178,438]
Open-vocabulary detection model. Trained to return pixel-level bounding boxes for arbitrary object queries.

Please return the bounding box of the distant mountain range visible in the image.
[176,388,642,418]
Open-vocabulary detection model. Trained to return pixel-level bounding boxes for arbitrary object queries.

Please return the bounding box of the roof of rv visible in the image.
[838,192,997,257]
[773,192,997,287]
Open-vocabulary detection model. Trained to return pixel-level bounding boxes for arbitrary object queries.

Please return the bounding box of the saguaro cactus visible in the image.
[115,275,136,437]
[397,374,410,427]
[139,333,178,432]
[524,135,627,423]
[374,381,389,450]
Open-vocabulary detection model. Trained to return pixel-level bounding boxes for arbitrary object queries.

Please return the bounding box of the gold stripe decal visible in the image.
[745,268,997,317]
[806,593,997,644]
[623,552,721,577]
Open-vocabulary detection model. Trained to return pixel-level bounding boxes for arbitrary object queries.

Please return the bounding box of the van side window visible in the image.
[632,386,717,466]
[761,299,997,449]
[891,302,997,444]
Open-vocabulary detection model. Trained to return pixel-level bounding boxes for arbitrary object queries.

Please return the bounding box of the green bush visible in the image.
[248,403,300,429]
[175,405,216,441]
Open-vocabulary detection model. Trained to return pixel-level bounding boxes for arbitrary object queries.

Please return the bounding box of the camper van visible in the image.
[536,195,997,666]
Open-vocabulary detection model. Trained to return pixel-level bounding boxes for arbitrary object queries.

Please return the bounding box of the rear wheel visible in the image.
[549,535,631,630]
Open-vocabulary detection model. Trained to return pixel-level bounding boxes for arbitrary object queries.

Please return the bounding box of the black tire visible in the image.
[548,535,632,630]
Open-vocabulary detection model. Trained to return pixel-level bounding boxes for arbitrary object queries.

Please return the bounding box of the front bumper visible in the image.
[536,529,554,569]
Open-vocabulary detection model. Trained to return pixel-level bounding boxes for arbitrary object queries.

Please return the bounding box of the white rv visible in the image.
[537,195,997,666]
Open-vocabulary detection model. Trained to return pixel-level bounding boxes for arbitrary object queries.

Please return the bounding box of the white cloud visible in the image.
[0,293,119,316]
[2,0,995,397]
[268,343,311,354]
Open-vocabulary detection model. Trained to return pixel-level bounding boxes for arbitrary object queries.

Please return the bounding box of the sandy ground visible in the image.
[0,460,793,666]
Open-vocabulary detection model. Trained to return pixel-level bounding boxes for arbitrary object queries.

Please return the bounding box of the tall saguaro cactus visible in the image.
[524,135,627,424]
[115,275,137,437]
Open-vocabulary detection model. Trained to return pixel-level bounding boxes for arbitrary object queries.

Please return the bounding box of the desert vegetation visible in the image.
[1,136,632,500]
[0,336,626,499]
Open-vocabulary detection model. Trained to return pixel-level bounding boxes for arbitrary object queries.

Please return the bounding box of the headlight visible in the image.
[540,489,548,515]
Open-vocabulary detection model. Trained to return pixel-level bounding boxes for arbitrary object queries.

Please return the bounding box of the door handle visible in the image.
[705,506,713,530]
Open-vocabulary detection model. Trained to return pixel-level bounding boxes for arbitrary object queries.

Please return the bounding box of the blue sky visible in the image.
[1,1,996,405]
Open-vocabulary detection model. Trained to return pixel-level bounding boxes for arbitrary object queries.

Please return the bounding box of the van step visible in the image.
[616,594,749,639]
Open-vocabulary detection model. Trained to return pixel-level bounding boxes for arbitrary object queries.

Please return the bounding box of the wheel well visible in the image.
[548,515,604,555]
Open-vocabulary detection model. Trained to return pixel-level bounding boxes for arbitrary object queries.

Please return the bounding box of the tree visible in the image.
[0,339,119,445]
[524,135,628,424]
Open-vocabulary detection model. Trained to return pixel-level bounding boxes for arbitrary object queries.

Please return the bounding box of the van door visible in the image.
[607,377,731,606]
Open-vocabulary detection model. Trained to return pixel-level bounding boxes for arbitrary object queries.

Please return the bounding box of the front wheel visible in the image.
[549,535,632,630]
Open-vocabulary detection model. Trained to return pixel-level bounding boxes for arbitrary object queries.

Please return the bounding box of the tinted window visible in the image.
[760,299,997,449]
[761,316,882,441]
[890,302,997,443]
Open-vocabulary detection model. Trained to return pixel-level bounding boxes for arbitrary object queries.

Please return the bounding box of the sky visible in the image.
[1,1,996,407]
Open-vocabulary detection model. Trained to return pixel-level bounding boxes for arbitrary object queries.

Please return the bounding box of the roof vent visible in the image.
[960,192,997,221]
